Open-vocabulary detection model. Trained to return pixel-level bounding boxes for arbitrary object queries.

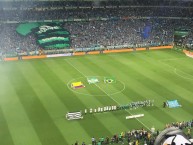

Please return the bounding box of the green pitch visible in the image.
[0,49,193,145]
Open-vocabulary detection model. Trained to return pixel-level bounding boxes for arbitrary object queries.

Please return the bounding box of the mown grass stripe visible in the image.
[45,59,138,137]
[83,55,177,129]
[32,59,97,144]
[0,106,15,145]
[110,55,191,125]
[123,52,193,108]
[137,51,193,94]
[93,53,188,123]
[0,66,15,145]
[32,60,112,140]
[7,63,68,145]
[16,61,86,144]
[0,63,42,145]
[138,51,193,91]
[113,53,193,117]
[0,49,193,145]
[67,57,152,130]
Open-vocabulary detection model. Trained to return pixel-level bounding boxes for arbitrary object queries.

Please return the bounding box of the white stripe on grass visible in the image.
[65,59,151,131]
[174,68,193,81]
[159,57,187,62]
[159,58,193,81]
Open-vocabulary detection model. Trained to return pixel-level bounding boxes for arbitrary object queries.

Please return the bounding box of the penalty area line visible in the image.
[159,59,193,81]
[65,59,151,131]
[174,68,193,81]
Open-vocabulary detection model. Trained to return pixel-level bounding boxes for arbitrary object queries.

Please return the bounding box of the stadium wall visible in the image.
[22,55,47,60]
[3,45,173,61]
[73,52,86,56]
[4,57,18,61]
[103,48,133,54]
[149,45,173,50]
[87,51,100,55]
[183,49,193,58]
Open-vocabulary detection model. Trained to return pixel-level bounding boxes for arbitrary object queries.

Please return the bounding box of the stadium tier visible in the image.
[0,4,193,57]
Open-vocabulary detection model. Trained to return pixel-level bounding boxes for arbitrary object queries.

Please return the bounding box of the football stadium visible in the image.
[0,0,193,145]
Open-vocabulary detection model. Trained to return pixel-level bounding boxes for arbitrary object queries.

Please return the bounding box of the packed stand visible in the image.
[0,19,168,56]
[0,23,39,57]
[63,18,185,49]
[72,120,193,145]
[0,18,192,57]
[0,7,192,22]
[0,3,193,57]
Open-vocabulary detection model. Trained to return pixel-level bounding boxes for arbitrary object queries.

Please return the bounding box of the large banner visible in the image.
[16,22,71,50]
[36,24,70,49]
[142,24,151,39]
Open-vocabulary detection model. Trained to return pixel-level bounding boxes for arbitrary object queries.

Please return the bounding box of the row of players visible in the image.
[66,100,154,120]
[84,100,154,114]
[85,106,117,114]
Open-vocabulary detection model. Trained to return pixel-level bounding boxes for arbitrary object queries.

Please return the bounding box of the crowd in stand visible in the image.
[0,1,193,57]
[166,120,193,131]
[0,23,39,56]
[1,18,192,56]
[74,128,155,145]
[1,0,193,11]
[72,120,193,145]
[0,7,192,21]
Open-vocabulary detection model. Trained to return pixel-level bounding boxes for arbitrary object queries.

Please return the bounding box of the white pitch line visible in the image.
[159,57,187,62]
[67,76,126,96]
[94,83,151,131]
[65,59,151,131]
[174,68,193,81]
[159,58,193,82]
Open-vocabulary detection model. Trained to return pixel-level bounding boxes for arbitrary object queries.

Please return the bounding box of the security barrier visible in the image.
[4,57,18,61]
[149,45,173,50]
[22,55,47,60]
[103,48,133,54]
[73,52,85,56]
[87,51,100,55]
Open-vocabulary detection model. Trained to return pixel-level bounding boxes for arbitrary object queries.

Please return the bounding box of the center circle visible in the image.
[67,76,125,96]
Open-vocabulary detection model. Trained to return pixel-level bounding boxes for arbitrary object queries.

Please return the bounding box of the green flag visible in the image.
[104,77,116,83]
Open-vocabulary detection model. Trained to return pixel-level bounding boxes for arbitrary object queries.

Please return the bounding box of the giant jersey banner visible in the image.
[36,24,70,49]
[16,23,71,50]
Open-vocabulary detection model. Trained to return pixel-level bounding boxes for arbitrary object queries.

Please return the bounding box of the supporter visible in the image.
[91,137,96,145]
[74,122,192,144]
[75,141,79,145]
